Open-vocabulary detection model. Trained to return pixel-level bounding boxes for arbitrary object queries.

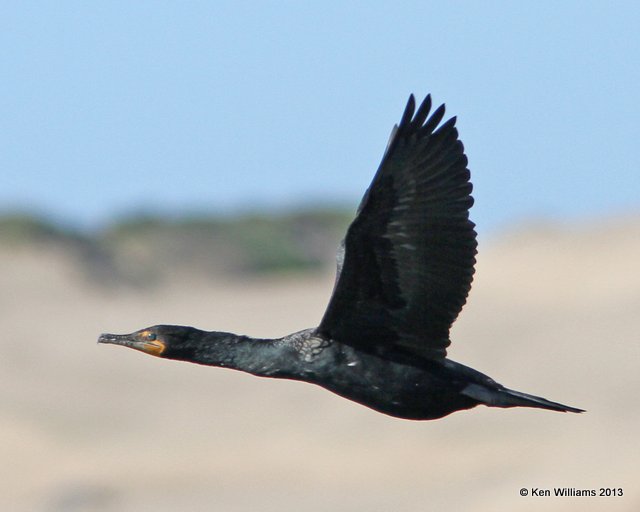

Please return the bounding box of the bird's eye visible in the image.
[146,332,157,341]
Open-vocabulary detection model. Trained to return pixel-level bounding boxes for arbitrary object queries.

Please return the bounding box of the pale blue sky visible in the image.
[2,1,639,234]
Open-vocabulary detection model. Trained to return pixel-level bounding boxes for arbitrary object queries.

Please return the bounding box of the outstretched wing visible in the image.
[318,95,477,360]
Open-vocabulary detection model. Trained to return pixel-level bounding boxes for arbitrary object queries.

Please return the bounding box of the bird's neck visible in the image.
[187,331,295,378]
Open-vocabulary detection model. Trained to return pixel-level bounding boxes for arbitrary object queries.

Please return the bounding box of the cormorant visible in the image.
[99,95,583,420]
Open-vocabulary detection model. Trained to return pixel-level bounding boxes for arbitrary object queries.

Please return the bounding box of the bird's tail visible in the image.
[462,383,584,414]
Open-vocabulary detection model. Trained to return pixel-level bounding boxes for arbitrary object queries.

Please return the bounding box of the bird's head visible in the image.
[98,325,204,360]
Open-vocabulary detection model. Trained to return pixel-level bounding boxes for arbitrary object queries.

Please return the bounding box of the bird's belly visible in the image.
[302,350,476,420]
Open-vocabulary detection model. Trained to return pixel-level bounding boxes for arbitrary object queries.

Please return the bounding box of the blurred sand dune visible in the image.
[1,215,639,511]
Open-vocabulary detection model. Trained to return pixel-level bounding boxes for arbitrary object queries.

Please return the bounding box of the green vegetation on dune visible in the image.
[0,213,74,243]
[0,209,353,284]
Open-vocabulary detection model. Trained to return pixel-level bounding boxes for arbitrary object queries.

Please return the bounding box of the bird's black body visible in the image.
[99,94,583,420]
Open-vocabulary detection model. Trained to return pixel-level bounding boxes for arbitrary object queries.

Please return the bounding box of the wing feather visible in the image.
[318,94,477,360]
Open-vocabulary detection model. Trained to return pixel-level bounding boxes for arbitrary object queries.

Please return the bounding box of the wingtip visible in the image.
[420,103,447,135]
[412,94,433,128]
[434,103,446,118]
[399,95,416,127]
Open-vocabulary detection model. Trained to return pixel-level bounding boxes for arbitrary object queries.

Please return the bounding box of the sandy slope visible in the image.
[1,217,639,512]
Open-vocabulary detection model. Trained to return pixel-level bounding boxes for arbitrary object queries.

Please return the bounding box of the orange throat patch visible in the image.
[139,341,166,357]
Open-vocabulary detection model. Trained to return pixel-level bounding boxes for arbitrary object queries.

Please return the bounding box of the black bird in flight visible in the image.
[99,95,583,420]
